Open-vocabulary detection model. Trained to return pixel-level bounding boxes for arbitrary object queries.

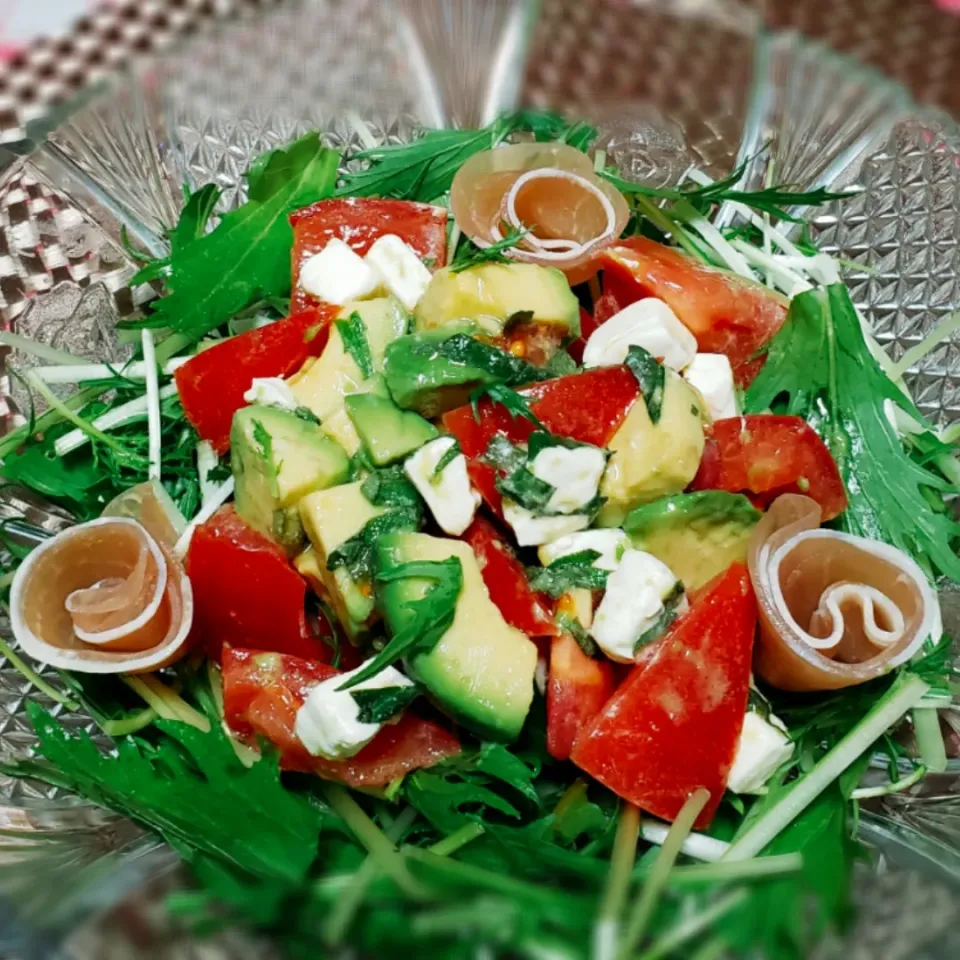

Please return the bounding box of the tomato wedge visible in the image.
[175,307,333,454]
[442,367,639,514]
[690,415,847,521]
[186,506,329,662]
[290,198,448,313]
[571,564,757,828]
[547,632,616,761]
[462,516,557,637]
[600,237,788,386]
[222,647,460,787]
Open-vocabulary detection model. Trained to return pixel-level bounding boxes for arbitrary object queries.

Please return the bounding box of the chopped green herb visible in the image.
[556,612,600,659]
[625,344,665,424]
[360,465,422,509]
[431,440,462,481]
[434,334,545,386]
[351,685,419,724]
[496,464,556,513]
[481,434,528,474]
[336,311,375,380]
[635,581,686,651]
[340,558,464,688]
[527,551,609,598]
[450,227,529,273]
[543,350,579,377]
[469,383,545,430]
[327,508,421,582]
[252,420,273,461]
[294,406,322,425]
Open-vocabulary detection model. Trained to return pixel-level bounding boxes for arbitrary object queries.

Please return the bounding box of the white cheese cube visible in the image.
[682,353,738,421]
[726,711,794,794]
[243,377,298,410]
[299,238,382,305]
[404,436,480,536]
[538,528,630,571]
[529,444,607,515]
[582,298,697,372]
[365,234,433,312]
[590,548,684,662]
[502,499,590,547]
[294,664,413,760]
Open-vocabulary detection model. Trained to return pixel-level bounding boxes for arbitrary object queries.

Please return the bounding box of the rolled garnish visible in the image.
[10,486,194,674]
[749,494,939,691]
[450,143,629,284]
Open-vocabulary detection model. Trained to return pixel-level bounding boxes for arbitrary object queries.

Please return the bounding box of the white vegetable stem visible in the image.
[141,330,162,481]
[196,441,221,507]
[174,476,235,559]
[640,819,728,863]
[0,331,86,365]
[53,384,178,457]
[723,674,930,862]
[31,357,189,384]
[912,707,948,774]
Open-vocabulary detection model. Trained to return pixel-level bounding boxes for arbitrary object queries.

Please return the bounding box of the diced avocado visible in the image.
[321,376,391,457]
[289,297,408,421]
[383,325,540,417]
[414,263,580,338]
[624,491,761,590]
[597,373,705,527]
[299,482,385,636]
[294,546,330,600]
[344,393,438,466]
[376,532,537,741]
[232,405,350,553]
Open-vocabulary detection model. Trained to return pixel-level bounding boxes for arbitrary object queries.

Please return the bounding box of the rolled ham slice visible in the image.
[10,514,193,675]
[749,494,939,691]
[450,143,629,285]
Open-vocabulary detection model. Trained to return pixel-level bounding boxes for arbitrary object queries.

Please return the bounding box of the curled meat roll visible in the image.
[450,143,629,284]
[749,494,939,691]
[10,491,193,675]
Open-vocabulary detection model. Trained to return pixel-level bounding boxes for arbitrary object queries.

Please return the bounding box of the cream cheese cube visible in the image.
[365,234,433,312]
[502,500,590,547]
[582,298,697,371]
[299,238,382,305]
[529,444,607,515]
[590,548,684,662]
[404,436,480,536]
[682,353,738,421]
[726,711,795,794]
[538,528,630,571]
[294,664,413,760]
[243,377,298,410]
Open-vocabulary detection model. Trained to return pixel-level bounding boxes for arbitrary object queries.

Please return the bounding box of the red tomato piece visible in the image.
[186,506,329,662]
[175,308,334,454]
[289,197,448,313]
[690,415,848,521]
[463,516,557,637]
[600,237,788,386]
[547,632,617,761]
[571,564,757,828]
[222,647,460,787]
[442,367,639,514]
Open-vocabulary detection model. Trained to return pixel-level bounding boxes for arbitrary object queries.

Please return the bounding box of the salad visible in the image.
[0,110,957,959]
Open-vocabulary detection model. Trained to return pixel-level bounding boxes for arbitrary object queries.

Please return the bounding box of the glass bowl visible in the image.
[1,0,959,956]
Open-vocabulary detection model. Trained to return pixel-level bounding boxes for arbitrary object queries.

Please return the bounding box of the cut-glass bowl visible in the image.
[0,0,959,956]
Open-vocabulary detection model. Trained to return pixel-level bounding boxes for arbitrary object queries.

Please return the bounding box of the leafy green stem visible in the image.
[595,804,641,960]
[634,891,747,960]
[0,634,80,710]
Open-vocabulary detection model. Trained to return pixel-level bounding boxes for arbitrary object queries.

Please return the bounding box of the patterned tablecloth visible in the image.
[1,0,960,147]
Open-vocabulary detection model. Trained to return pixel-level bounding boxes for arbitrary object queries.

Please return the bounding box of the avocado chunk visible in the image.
[597,372,706,527]
[289,297,408,421]
[376,532,537,741]
[232,405,350,553]
[415,262,580,338]
[299,481,385,636]
[625,491,761,590]
[383,326,542,417]
[344,393,439,466]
